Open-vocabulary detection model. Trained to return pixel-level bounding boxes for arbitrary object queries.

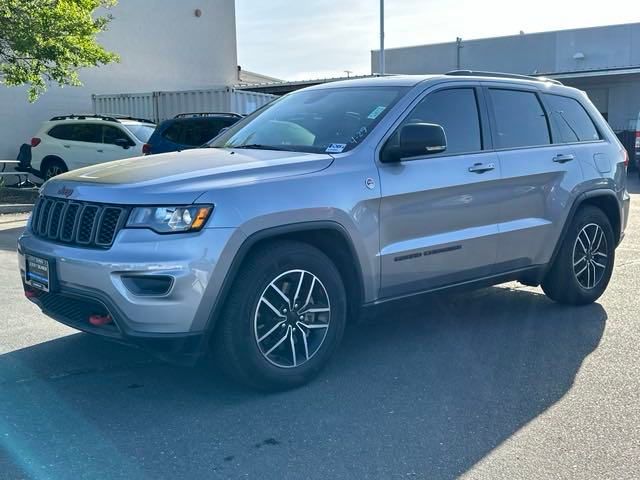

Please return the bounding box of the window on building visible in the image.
[544,94,601,143]
[490,89,551,149]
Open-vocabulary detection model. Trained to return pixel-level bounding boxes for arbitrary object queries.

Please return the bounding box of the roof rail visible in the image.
[108,114,155,124]
[445,70,563,85]
[49,114,155,124]
[174,112,243,119]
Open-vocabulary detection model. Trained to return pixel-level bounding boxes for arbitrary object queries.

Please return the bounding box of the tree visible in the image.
[0,0,119,101]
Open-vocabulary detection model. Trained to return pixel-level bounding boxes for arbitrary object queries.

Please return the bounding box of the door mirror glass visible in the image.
[396,123,447,160]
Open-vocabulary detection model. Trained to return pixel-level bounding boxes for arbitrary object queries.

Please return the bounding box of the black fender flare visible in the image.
[544,189,621,279]
[202,220,365,338]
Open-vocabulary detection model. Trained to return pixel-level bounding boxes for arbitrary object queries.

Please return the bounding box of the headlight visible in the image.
[126,205,213,233]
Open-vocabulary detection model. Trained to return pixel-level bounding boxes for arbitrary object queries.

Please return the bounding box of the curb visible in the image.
[0,204,34,215]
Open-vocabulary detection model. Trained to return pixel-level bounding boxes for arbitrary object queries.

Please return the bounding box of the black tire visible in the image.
[41,158,67,180]
[213,241,347,391]
[542,205,615,305]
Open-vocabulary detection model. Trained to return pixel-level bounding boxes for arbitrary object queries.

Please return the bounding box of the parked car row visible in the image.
[23,112,243,180]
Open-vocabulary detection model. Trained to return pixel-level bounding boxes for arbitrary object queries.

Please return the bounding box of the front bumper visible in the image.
[18,226,242,360]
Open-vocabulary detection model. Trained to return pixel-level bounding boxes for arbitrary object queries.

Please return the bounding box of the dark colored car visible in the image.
[144,113,242,155]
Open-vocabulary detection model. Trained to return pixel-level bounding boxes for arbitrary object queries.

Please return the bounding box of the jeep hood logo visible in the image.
[57,186,74,198]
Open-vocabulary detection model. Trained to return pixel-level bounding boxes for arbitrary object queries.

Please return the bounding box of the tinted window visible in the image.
[48,125,75,141]
[162,123,183,144]
[490,89,550,148]
[544,94,600,143]
[102,125,132,145]
[182,119,237,146]
[69,124,102,143]
[399,88,482,155]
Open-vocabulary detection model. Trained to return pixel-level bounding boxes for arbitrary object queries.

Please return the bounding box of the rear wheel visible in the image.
[213,241,347,390]
[41,158,67,180]
[542,206,615,305]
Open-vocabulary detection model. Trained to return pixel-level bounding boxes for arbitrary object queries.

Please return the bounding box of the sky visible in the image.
[236,0,638,81]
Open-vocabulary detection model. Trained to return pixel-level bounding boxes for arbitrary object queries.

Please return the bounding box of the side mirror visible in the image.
[114,138,132,149]
[399,123,447,159]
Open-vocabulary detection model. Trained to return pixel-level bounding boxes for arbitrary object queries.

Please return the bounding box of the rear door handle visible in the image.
[468,162,496,174]
[553,154,575,163]
[97,149,104,153]
[63,145,71,149]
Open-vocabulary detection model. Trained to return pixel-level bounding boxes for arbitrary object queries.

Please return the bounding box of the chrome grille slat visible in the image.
[31,196,126,249]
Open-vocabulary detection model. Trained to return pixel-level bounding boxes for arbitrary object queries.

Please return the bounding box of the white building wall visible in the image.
[0,0,238,160]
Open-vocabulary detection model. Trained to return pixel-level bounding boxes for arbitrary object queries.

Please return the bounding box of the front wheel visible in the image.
[542,206,615,305]
[213,241,347,390]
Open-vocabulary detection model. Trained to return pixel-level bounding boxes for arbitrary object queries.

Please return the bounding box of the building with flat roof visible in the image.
[372,22,640,134]
[0,0,238,160]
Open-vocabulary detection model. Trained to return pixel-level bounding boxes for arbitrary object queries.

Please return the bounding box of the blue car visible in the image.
[144,113,242,155]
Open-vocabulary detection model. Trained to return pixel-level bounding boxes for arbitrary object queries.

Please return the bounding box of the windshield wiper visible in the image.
[231,144,293,151]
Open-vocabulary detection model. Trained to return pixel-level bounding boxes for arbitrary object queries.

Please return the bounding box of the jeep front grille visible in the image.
[31,196,128,249]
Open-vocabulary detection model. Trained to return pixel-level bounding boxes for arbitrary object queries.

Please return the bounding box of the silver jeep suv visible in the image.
[19,72,631,390]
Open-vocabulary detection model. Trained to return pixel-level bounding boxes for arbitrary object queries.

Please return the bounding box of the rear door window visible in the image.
[489,89,551,149]
[69,124,102,144]
[543,94,601,143]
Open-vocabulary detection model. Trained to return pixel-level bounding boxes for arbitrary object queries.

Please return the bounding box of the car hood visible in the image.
[41,148,334,205]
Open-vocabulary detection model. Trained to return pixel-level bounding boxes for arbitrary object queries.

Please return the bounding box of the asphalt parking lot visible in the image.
[1,177,639,480]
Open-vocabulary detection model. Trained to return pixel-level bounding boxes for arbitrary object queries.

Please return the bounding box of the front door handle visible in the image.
[553,154,575,163]
[63,145,71,149]
[97,149,104,153]
[468,162,496,174]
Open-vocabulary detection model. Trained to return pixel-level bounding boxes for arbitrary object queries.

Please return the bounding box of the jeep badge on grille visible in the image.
[57,186,74,198]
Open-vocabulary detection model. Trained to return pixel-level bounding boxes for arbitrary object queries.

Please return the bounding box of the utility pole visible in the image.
[379,0,385,75]
[456,37,463,70]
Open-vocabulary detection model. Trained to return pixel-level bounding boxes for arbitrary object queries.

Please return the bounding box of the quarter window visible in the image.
[48,125,75,141]
[490,89,551,149]
[544,94,601,143]
[395,88,483,156]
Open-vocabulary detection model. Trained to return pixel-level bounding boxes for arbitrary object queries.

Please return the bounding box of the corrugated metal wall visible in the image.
[93,88,277,123]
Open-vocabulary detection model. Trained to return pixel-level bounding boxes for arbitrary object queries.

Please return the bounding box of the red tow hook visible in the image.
[24,288,40,299]
[89,314,113,327]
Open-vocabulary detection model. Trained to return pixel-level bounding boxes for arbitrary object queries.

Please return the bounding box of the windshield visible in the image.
[209,86,409,154]
[124,124,156,142]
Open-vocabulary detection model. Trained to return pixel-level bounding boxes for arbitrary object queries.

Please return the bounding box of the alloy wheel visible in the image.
[254,269,331,369]
[46,165,63,180]
[572,223,609,290]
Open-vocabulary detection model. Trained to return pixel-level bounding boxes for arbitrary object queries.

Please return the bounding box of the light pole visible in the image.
[379,0,385,75]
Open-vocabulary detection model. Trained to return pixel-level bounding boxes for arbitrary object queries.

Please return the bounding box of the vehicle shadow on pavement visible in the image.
[0,286,606,479]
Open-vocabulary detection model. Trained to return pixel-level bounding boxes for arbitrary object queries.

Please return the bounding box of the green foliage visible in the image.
[0,0,119,101]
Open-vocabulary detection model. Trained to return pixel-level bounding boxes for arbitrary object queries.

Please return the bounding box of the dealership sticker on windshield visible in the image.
[326,143,347,153]
[368,106,386,119]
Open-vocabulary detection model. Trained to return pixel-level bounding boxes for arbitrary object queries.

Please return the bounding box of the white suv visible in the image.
[30,115,156,180]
